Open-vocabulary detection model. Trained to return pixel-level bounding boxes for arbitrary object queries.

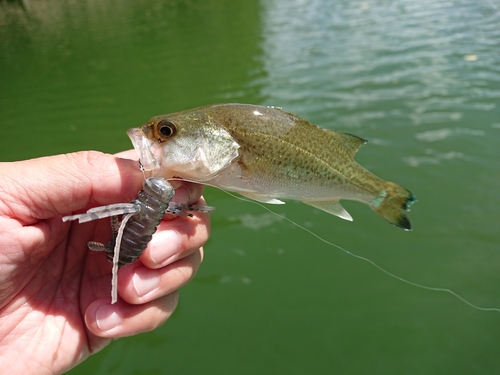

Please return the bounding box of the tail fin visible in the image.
[370,182,416,230]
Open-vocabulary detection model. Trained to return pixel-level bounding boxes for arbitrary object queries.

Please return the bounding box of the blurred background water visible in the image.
[1,0,499,374]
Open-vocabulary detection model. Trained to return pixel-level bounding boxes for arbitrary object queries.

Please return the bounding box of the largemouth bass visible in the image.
[128,104,416,230]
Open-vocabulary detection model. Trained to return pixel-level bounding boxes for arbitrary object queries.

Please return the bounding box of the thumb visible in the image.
[0,151,144,224]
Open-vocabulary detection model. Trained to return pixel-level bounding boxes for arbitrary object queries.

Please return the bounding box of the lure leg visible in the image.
[87,215,120,253]
[88,241,108,252]
[167,202,216,216]
[62,203,140,223]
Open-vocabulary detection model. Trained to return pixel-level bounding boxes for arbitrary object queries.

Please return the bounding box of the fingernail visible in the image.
[96,304,121,332]
[172,185,189,204]
[150,230,181,265]
[132,268,161,297]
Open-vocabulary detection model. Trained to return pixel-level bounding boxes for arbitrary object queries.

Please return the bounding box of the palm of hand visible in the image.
[0,214,114,368]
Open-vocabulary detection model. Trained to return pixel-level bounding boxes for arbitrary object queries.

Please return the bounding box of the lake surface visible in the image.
[1,0,499,374]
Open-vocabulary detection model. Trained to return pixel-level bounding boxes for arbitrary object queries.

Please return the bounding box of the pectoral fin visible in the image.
[303,200,353,221]
[238,192,285,205]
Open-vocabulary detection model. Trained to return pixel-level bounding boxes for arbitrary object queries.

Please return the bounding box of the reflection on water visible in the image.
[232,213,284,230]
[1,0,500,374]
[260,0,500,137]
[0,0,264,159]
[403,149,470,167]
[414,127,485,142]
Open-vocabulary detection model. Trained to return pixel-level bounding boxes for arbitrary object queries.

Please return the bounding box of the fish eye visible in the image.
[157,120,176,139]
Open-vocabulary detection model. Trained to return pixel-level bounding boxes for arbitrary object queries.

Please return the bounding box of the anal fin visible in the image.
[303,200,353,221]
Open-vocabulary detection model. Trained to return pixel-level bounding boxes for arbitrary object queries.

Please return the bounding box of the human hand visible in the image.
[0,151,210,374]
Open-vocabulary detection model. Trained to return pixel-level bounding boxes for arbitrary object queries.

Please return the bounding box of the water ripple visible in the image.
[259,0,500,139]
[403,149,471,167]
[415,128,485,142]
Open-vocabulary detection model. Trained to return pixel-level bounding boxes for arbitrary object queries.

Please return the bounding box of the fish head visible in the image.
[127,109,240,182]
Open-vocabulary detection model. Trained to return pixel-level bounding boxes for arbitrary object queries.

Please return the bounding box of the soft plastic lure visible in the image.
[63,177,214,303]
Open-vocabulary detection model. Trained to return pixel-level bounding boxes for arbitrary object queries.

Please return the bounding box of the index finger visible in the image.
[0,151,144,224]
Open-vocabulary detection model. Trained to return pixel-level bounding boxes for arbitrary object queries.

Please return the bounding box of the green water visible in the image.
[1,0,499,374]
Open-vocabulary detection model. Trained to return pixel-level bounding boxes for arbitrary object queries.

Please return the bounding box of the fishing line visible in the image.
[164,177,500,313]
[230,193,500,313]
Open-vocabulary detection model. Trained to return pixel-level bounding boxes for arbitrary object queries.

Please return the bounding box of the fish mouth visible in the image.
[127,126,160,172]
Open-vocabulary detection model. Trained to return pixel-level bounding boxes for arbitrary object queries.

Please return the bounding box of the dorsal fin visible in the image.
[333,132,367,157]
